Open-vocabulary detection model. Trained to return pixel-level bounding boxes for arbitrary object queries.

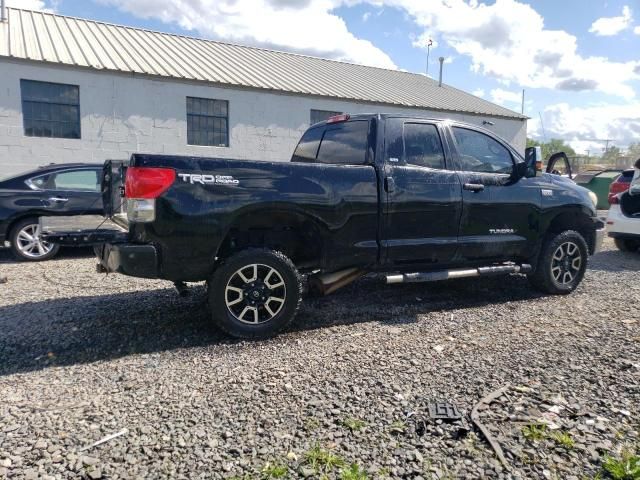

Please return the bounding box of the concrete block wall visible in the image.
[0,60,527,176]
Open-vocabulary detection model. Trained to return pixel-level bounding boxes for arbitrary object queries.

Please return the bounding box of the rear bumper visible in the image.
[606,204,639,235]
[98,243,159,279]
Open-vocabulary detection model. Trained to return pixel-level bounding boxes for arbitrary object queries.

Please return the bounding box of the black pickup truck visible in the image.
[47,114,605,338]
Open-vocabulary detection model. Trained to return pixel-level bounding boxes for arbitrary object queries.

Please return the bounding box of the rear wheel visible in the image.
[528,230,588,294]
[614,238,640,252]
[209,248,302,339]
[9,218,60,261]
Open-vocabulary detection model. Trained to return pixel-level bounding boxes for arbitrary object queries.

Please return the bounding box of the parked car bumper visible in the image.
[606,204,638,236]
[97,243,159,279]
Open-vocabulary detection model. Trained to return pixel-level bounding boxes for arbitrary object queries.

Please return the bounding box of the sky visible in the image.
[12,0,640,156]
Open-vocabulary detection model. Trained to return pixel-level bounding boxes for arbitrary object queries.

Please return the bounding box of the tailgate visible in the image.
[40,215,127,245]
[102,160,128,229]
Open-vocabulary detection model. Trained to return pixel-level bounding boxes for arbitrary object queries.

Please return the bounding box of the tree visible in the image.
[626,142,640,159]
[526,138,576,159]
[601,145,621,164]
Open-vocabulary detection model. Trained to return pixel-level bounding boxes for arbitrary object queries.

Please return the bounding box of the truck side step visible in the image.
[385,264,532,284]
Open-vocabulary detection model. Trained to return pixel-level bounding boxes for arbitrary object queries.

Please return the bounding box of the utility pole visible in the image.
[538,112,547,143]
[521,89,525,115]
[426,38,433,76]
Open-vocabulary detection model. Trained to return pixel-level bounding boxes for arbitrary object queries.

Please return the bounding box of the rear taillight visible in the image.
[609,181,629,195]
[125,167,175,199]
[609,194,620,204]
[125,167,175,223]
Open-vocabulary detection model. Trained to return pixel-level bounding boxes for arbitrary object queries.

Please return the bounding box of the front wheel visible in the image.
[208,248,302,339]
[614,238,640,252]
[528,230,588,294]
[10,218,60,261]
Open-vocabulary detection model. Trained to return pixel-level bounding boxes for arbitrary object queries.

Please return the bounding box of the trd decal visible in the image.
[178,173,239,185]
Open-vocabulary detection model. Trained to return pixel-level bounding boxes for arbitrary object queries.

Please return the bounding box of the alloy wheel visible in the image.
[225,263,287,324]
[15,223,55,259]
[551,241,582,285]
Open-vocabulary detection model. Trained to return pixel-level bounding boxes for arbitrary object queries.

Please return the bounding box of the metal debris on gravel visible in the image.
[0,238,639,479]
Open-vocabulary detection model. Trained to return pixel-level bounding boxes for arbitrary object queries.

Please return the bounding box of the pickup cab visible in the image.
[49,114,605,338]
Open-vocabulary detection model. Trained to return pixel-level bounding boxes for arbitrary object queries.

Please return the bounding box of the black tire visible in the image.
[528,230,588,295]
[614,238,640,252]
[9,217,60,262]
[208,248,302,339]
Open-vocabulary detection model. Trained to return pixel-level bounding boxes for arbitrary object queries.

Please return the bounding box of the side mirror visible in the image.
[524,146,542,178]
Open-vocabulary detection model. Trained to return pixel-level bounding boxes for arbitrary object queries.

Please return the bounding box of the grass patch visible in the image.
[551,431,575,449]
[303,443,345,474]
[342,418,367,432]
[304,417,321,431]
[522,423,548,442]
[388,421,406,434]
[261,461,288,479]
[602,449,640,480]
[339,463,369,480]
[377,467,390,478]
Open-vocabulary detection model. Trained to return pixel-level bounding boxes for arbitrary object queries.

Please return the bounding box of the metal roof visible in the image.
[0,8,526,120]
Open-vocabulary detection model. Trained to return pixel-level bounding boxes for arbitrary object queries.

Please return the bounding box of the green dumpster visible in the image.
[574,170,621,209]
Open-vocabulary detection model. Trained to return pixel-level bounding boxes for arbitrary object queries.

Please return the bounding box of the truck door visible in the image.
[382,118,462,266]
[447,125,539,261]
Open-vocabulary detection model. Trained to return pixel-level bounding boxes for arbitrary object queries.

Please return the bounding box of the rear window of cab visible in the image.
[292,120,369,165]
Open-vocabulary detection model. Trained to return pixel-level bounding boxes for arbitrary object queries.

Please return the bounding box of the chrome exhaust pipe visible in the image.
[309,267,365,295]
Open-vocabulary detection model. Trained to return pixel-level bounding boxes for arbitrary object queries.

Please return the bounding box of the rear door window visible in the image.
[292,126,324,162]
[315,120,369,165]
[403,123,445,169]
[50,169,100,191]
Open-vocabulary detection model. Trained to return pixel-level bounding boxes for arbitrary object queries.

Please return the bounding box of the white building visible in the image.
[0,7,527,177]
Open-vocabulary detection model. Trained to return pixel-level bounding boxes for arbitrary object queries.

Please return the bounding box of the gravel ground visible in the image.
[0,237,639,480]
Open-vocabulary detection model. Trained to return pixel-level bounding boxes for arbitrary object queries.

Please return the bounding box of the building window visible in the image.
[186,97,229,147]
[20,79,80,139]
[310,109,342,125]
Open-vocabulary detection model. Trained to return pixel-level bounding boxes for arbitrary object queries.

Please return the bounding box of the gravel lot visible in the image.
[1,237,639,480]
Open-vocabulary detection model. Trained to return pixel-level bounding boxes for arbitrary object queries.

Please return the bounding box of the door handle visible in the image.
[47,197,69,203]
[384,177,396,193]
[463,183,485,192]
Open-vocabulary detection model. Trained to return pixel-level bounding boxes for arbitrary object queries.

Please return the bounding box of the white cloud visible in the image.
[589,5,633,36]
[98,0,396,69]
[472,88,485,97]
[5,0,53,11]
[391,0,640,99]
[362,11,371,22]
[490,88,521,106]
[634,25,640,34]
[528,102,640,153]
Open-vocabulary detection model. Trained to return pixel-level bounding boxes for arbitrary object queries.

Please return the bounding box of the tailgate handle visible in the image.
[384,176,396,193]
[47,197,69,203]
[463,183,484,192]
